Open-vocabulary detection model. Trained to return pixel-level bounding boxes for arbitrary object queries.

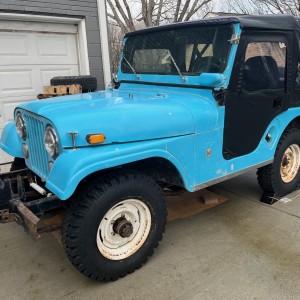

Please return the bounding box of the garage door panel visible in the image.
[0,24,80,164]
[0,20,78,34]
[0,97,37,126]
[37,34,77,61]
[0,66,40,96]
[0,65,78,127]
[41,66,79,86]
[38,36,68,57]
[0,33,78,65]
[0,69,34,93]
[0,65,78,98]
[0,32,29,57]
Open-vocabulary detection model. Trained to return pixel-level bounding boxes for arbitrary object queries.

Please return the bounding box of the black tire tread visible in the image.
[61,170,167,282]
[257,128,300,196]
[50,75,97,92]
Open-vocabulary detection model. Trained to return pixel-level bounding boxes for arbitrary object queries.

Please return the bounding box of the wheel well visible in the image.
[124,157,185,187]
[76,157,185,193]
[287,116,300,130]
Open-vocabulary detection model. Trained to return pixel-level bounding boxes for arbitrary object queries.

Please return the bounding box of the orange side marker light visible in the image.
[86,133,106,144]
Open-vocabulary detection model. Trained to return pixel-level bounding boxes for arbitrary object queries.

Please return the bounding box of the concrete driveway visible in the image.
[1,170,300,300]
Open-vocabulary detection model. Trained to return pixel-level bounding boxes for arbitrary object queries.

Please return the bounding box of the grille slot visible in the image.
[23,112,50,180]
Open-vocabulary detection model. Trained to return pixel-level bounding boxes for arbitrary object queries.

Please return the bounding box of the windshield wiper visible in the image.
[167,50,187,82]
[123,56,141,79]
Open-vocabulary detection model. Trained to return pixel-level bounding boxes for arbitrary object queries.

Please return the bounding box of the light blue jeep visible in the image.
[1,14,300,281]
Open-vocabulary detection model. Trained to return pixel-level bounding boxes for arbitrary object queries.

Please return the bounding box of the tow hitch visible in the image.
[0,163,64,241]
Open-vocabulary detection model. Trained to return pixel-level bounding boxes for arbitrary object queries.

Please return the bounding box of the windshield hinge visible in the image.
[213,89,227,106]
[228,34,240,44]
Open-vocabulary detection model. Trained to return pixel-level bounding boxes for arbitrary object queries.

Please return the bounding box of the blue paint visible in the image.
[46,136,194,200]
[16,90,195,148]
[222,24,241,88]
[0,121,23,158]
[0,22,299,200]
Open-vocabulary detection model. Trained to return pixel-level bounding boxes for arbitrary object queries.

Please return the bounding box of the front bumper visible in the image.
[0,163,64,241]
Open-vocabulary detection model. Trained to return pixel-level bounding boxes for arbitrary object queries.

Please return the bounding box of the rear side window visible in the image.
[242,42,286,92]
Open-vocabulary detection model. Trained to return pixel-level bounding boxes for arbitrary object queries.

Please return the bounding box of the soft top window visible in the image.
[242,41,286,92]
[121,25,233,76]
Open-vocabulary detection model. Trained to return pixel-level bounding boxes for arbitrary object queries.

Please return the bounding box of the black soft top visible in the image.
[125,15,300,37]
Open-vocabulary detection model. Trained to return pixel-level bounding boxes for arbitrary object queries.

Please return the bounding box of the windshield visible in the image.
[121,25,233,76]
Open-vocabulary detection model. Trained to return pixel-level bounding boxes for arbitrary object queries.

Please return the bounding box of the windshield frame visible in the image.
[117,23,241,88]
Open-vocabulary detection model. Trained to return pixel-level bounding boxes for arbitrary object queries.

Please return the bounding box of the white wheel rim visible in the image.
[97,199,152,260]
[280,144,300,183]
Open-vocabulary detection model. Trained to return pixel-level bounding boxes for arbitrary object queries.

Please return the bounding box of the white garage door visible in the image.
[0,21,80,165]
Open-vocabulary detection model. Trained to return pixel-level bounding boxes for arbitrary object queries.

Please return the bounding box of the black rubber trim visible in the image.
[119,80,213,89]
[125,18,238,37]
[0,9,85,19]
[125,15,300,38]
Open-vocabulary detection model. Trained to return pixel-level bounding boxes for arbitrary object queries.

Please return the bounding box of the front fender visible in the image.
[0,121,23,158]
[46,137,194,200]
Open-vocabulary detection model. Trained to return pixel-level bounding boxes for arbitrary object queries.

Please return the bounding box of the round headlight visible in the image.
[44,126,59,159]
[15,112,26,139]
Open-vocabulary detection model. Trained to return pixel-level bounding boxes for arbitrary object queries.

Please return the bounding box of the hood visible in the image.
[18,87,216,147]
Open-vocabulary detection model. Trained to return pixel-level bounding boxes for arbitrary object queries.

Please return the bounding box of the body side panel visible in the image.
[193,107,300,189]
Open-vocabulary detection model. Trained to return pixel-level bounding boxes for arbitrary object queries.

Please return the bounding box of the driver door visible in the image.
[223,31,293,159]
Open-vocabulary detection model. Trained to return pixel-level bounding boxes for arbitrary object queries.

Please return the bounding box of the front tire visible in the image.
[61,171,167,281]
[257,128,300,197]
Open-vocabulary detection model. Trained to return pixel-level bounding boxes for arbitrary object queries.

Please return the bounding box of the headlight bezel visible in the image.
[15,112,27,140]
[44,125,59,159]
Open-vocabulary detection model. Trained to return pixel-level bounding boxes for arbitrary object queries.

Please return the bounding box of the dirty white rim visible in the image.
[280,144,300,183]
[97,199,152,260]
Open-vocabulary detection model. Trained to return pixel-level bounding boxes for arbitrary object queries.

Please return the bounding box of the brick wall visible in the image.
[0,0,105,89]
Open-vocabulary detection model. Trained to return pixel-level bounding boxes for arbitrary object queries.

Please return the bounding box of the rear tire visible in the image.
[61,170,167,282]
[257,128,300,197]
[50,75,97,92]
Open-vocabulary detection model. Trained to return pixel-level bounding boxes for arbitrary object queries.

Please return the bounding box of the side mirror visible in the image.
[199,73,225,88]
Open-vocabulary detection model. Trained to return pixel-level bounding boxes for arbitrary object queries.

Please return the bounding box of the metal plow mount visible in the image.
[0,164,63,241]
[0,201,41,241]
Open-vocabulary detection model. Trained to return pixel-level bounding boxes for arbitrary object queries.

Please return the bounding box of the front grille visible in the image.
[22,111,50,180]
